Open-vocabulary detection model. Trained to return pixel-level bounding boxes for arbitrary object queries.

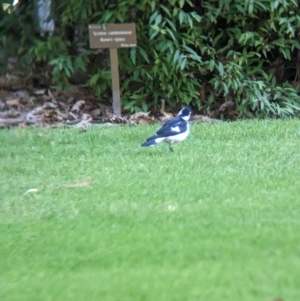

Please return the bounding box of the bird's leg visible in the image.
[169,143,174,152]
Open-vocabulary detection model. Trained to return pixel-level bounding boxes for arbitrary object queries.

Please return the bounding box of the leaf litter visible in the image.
[0,74,220,129]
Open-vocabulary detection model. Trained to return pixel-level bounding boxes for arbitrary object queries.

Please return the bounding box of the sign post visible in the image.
[109,48,121,116]
[89,24,137,117]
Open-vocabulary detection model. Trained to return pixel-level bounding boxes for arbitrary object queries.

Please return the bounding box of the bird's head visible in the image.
[178,106,191,121]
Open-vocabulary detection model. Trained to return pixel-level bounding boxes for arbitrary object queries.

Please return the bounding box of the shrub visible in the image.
[1,0,300,117]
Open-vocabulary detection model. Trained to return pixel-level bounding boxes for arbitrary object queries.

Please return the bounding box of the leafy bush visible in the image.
[1,0,300,117]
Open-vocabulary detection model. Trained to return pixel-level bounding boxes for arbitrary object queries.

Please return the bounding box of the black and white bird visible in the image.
[141,106,191,152]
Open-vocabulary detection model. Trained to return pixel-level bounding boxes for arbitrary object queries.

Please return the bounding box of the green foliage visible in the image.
[1,0,300,117]
[85,69,111,98]
[0,1,36,70]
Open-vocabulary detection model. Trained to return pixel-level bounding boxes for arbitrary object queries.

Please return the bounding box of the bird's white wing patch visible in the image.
[154,137,165,144]
[171,126,181,132]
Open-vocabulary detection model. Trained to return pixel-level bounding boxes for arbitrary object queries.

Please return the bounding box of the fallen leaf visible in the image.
[5,97,22,108]
[24,188,38,195]
[90,108,101,116]
[61,179,92,188]
[26,107,44,124]
[129,111,156,124]
[43,102,57,110]
[47,89,58,104]
[33,89,46,95]
[0,117,25,127]
[167,205,178,212]
[190,114,221,123]
[0,110,20,118]
[219,100,235,112]
[160,99,174,119]
[71,100,85,114]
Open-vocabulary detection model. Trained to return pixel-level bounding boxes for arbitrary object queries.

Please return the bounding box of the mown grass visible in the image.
[1,119,300,301]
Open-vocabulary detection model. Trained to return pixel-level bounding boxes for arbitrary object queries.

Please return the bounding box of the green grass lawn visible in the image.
[1,119,300,301]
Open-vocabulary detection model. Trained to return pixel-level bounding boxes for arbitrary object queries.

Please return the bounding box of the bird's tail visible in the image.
[141,137,165,147]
